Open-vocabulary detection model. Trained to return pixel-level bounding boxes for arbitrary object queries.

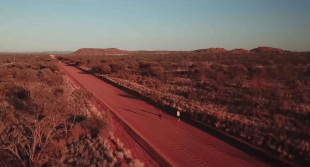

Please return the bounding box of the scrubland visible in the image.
[59,51,310,166]
[0,54,144,167]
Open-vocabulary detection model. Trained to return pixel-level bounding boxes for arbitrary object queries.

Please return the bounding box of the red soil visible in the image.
[60,63,270,167]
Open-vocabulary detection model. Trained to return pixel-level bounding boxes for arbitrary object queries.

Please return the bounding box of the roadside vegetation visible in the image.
[59,51,310,166]
[0,54,144,167]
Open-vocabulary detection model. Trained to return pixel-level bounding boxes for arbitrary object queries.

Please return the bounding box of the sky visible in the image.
[0,0,310,52]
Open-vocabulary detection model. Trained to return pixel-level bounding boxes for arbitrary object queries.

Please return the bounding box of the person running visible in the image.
[158,110,162,120]
[177,110,181,121]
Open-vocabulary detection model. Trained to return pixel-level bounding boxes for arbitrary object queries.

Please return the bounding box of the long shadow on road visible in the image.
[121,107,175,121]
[120,107,155,119]
[118,94,140,100]
[137,109,176,120]
[78,71,91,74]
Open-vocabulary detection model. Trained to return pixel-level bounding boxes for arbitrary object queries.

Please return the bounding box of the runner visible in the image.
[177,110,180,121]
[158,110,162,120]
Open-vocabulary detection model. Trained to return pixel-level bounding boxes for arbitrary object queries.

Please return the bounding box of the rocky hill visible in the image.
[228,48,249,54]
[250,46,290,53]
[193,48,227,53]
[69,46,301,56]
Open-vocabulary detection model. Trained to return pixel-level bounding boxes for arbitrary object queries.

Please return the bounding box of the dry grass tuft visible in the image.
[129,159,145,167]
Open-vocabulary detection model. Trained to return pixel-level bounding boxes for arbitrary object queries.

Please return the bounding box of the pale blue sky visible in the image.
[0,0,309,52]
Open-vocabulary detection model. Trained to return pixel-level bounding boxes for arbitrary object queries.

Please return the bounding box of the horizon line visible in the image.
[1,46,309,53]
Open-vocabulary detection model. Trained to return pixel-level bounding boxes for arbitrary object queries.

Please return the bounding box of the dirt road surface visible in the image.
[60,63,269,167]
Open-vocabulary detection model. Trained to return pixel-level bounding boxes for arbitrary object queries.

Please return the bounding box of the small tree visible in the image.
[250,65,266,79]
[229,64,248,84]
[110,62,126,73]
[215,72,226,86]
[101,65,112,74]
[149,66,163,77]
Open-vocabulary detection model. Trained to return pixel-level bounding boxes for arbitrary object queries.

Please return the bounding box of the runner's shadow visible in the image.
[136,109,175,120]
[78,71,91,74]
[65,64,76,67]
[120,108,155,119]
[118,94,139,100]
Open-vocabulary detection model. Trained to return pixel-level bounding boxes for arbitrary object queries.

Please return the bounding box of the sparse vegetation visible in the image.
[58,50,310,166]
[0,54,144,167]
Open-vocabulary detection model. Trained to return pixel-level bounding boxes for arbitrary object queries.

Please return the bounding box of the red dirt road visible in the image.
[61,63,269,167]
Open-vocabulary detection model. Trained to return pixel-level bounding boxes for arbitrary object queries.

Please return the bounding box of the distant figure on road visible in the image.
[158,110,162,120]
[177,111,180,121]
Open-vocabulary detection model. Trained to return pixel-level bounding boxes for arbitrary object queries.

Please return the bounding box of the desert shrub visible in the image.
[127,60,139,70]
[71,124,87,140]
[215,72,226,86]
[0,68,10,79]
[138,61,164,78]
[114,138,124,150]
[189,62,211,81]
[179,60,191,69]
[189,62,211,72]
[123,149,132,159]
[229,64,248,79]
[161,61,178,71]
[138,61,160,69]
[57,56,64,61]
[110,62,127,73]
[101,65,112,74]
[274,114,285,128]
[129,159,145,167]
[210,62,227,72]
[0,55,115,167]
[75,61,81,66]
[286,79,303,90]
[139,78,162,89]
[116,151,124,159]
[149,66,163,77]
[38,68,53,78]
[117,68,132,79]
[250,65,266,78]
[2,59,13,63]
[38,69,64,86]
[46,63,60,72]
[13,62,29,69]
[105,149,114,160]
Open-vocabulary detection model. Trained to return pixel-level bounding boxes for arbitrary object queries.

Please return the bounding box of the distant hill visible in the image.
[250,46,289,53]
[73,48,130,55]
[0,51,72,54]
[193,48,227,53]
[228,48,249,54]
[4,46,303,56]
